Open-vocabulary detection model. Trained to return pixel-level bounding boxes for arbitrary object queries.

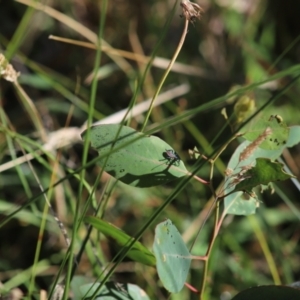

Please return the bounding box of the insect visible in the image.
[162,149,181,166]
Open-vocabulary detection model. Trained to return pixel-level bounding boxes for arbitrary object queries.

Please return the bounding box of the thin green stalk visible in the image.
[141,18,189,132]
[71,179,111,280]
[0,110,33,200]
[28,201,49,298]
[13,81,47,141]
[198,200,220,299]
[268,34,300,74]
[248,215,281,285]
[63,3,108,299]
[5,4,36,61]
[1,260,49,293]
[28,156,71,297]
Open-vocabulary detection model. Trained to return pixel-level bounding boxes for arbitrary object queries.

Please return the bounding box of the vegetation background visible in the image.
[1,0,300,299]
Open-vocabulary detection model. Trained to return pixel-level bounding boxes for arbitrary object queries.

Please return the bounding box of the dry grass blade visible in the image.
[48,35,211,78]
[0,83,190,173]
[15,0,132,73]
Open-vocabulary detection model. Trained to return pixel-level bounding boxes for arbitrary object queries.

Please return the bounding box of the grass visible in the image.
[1,1,300,299]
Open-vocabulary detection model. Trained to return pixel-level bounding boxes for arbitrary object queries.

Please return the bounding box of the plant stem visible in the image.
[198,200,220,299]
[141,18,189,132]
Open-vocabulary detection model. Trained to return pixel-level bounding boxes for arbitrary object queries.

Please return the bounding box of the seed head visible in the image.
[180,0,203,23]
[239,127,272,162]
[0,53,20,82]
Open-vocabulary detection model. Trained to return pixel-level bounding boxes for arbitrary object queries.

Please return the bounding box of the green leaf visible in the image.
[243,115,289,150]
[153,219,191,293]
[71,276,93,300]
[85,216,156,266]
[234,158,295,193]
[224,192,258,216]
[79,282,150,300]
[81,124,188,188]
[232,285,300,300]
[286,126,300,147]
[224,140,282,216]
[223,123,299,216]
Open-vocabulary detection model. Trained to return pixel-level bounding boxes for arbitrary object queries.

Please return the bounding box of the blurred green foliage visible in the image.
[0,1,300,299]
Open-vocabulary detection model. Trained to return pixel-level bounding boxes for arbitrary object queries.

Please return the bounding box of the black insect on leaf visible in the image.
[162,149,181,166]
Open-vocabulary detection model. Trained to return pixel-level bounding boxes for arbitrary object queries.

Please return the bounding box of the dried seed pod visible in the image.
[180,0,203,23]
[0,53,20,82]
